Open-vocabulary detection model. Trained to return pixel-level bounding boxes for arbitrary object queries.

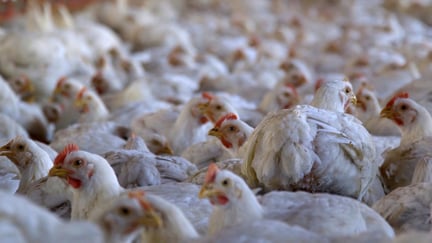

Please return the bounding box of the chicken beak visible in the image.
[208,128,222,138]
[48,165,71,178]
[0,141,13,156]
[380,107,393,119]
[74,98,84,108]
[350,95,357,105]
[138,209,163,228]
[198,183,219,199]
[198,102,210,113]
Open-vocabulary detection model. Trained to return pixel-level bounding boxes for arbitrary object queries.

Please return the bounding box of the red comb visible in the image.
[56,77,67,89]
[284,83,299,97]
[77,87,87,100]
[385,92,409,109]
[204,163,219,184]
[54,144,79,165]
[215,113,238,128]
[202,92,214,100]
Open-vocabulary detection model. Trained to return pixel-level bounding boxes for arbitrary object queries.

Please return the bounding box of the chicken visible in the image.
[0,136,52,193]
[133,191,200,242]
[199,164,394,238]
[131,94,212,155]
[0,136,71,217]
[46,77,84,130]
[91,190,167,243]
[6,75,35,102]
[0,189,166,243]
[379,93,432,192]
[198,92,239,124]
[199,91,263,127]
[355,85,400,136]
[372,182,432,233]
[48,144,124,220]
[241,79,377,203]
[182,112,252,169]
[140,182,212,234]
[258,83,301,114]
[0,75,52,142]
[208,112,254,156]
[0,190,103,243]
[74,87,110,123]
[199,163,263,235]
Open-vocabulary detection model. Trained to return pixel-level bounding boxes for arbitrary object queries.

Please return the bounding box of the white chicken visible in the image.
[379,93,432,192]
[199,164,394,238]
[182,112,253,169]
[48,144,124,220]
[133,191,200,242]
[0,136,71,218]
[355,85,400,136]
[74,87,110,123]
[258,82,301,114]
[47,76,84,130]
[241,79,377,203]
[0,190,103,243]
[131,93,212,155]
[372,182,432,233]
[0,189,166,243]
[0,136,52,193]
[208,112,254,156]
[6,75,35,102]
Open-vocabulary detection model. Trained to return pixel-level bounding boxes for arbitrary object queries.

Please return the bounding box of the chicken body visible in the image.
[241,80,376,202]
[380,95,432,192]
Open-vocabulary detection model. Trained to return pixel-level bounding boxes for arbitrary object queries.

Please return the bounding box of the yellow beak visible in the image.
[138,209,163,228]
[0,141,13,156]
[198,102,210,113]
[380,107,393,119]
[350,95,357,105]
[74,98,85,108]
[198,183,219,199]
[208,128,222,138]
[48,166,71,178]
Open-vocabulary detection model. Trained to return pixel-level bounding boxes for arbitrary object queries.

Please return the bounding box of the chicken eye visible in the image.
[215,105,223,110]
[365,95,371,100]
[73,159,83,167]
[119,206,131,216]
[229,126,236,132]
[283,92,291,98]
[14,79,23,87]
[222,179,230,186]
[17,144,25,150]
[64,84,70,90]
[345,88,351,94]
[400,104,407,110]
